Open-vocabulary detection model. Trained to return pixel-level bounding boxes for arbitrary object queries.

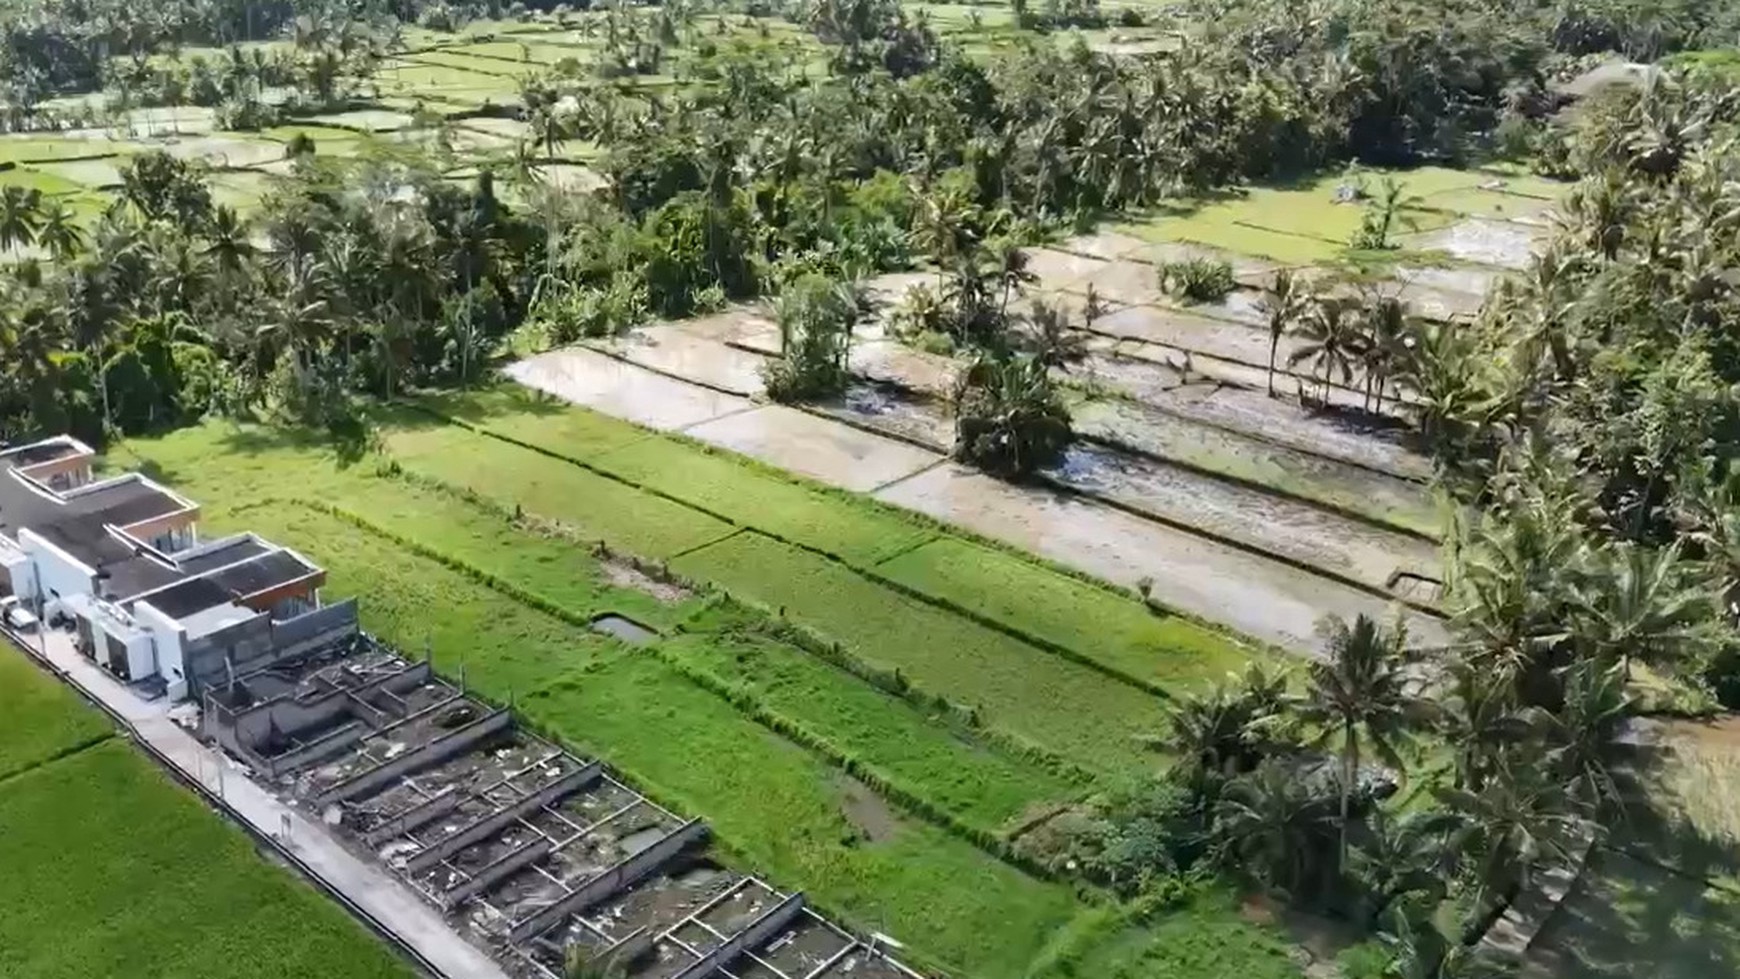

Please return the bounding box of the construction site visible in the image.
[201,632,925,979]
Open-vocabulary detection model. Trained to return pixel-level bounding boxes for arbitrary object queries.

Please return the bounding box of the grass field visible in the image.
[0,736,413,979]
[0,645,112,782]
[878,536,1259,692]
[213,498,1089,977]
[674,530,1169,773]
[114,403,1315,978]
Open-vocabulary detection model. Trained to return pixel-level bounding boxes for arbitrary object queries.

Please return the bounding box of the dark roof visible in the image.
[207,550,316,597]
[0,470,185,575]
[174,537,271,577]
[0,441,82,467]
[133,550,317,620]
[98,554,185,602]
[136,576,234,619]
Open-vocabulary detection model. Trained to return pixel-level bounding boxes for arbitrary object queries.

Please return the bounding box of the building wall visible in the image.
[135,602,188,700]
[16,529,97,613]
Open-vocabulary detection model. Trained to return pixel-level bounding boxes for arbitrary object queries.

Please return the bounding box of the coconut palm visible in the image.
[1528,659,1635,812]
[35,198,84,260]
[1257,268,1307,397]
[1348,809,1450,927]
[1436,661,1531,793]
[1213,759,1344,901]
[1569,542,1720,681]
[1287,294,1361,403]
[1432,765,1578,919]
[0,185,42,253]
[1300,613,1422,860]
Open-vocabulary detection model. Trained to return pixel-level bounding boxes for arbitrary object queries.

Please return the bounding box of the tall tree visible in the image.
[1301,613,1422,860]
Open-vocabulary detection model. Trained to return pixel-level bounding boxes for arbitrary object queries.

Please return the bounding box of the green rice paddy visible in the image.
[0,736,414,979]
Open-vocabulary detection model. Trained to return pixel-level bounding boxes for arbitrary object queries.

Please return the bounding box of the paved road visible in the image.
[3,627,509,979]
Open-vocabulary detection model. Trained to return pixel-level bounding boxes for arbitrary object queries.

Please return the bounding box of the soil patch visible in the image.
[601,557,695,603]
[838,775,902,843]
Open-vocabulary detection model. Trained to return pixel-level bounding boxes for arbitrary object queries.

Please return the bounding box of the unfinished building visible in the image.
[203,634,927,979]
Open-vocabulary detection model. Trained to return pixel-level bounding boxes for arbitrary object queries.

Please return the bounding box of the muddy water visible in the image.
[1084,258,1166,306]
[1072,349,1432,480]
[505,348,750,431]
[1092,303,1296,368]
[1073,397,1441,538]
[819,383,954,450]
[849,339,960,395]
[589,327,770,396]
[1398,264,1507,298]
[876,463,1448,653]
[1047,443,1439,594]
[1411,218,1542,269]
[685,404,943,493]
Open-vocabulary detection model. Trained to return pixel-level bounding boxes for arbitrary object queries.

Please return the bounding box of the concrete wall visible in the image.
[135,602,188,699]
[316,709,514,805]
[182,601,359,697]
[222,661,433,754]
[406,762,602,873]
[671,892,807,979]
[510,819,710,943]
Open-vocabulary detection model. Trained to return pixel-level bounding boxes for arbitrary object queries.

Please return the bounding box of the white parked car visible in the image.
[0,596,38,632]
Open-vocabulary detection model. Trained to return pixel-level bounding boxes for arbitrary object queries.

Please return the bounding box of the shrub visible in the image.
[1158,257,1237,303]
[952,353,1072,478]
[761,273,859,403]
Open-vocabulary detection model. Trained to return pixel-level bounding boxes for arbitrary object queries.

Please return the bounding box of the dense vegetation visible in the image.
[5,0,1740,974]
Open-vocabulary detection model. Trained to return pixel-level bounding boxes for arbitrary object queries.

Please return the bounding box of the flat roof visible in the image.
[174,536,272,577]
[3,436,324,627]
[0,470,186,577]
[135,550,319,621]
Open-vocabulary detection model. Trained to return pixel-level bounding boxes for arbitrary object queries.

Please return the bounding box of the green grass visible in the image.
[596,435,936,564]
[359,476,699,626]
[673,531,1170,774]
[878,537,1258,693]
[664,611,1075,832]
[523,655,1084,978]
[384,420,733,559]
[1529,848,1740,979]
[0,740,412,979]
[233,503,624,697]
[393,396,938,564]
[213,497,1086,978]
[1038,895,1306,979]
[0,648,111,782]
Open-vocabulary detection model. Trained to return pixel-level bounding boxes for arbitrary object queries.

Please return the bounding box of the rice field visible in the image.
[0,736,416,979]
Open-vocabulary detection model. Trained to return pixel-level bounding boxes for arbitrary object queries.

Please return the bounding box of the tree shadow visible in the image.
[1527,751,1740,978]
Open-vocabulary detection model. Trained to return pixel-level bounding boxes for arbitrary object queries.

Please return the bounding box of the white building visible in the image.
[0,435,342,700]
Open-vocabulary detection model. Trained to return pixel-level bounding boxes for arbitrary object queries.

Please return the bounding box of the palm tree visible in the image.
[1287,294,1361,403]
[35,198,84,260]
[0,185,42,252]
[1348,809,1450,927]
[1300,614,1421,860]
[1356,289,1410,413]
[1528,659,1635,812]
[1436,662,1530,793]
[1213,759,1344,901]
[1257,268,1306,397]
[1570,542,1719,681]
[1376,894,1509,979]
[1432,766,1578,920]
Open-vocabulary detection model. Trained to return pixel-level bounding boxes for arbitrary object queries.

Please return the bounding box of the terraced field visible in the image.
[114,397,1323,978]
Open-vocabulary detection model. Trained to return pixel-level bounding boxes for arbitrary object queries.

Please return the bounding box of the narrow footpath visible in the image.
[1,626,509,979]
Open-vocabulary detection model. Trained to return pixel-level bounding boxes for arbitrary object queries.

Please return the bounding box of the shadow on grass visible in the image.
[379,382,569,430]
[1528,760,1740,978]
